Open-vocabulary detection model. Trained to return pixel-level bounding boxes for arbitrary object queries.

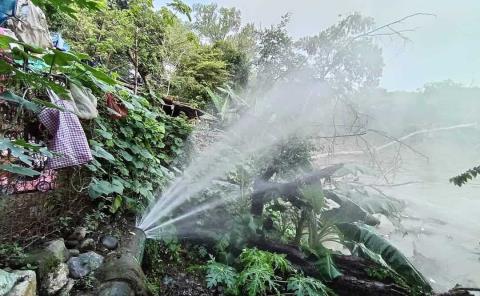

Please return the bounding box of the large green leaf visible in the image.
[346,190,403,217]
[0,35,18,49]
[88,179,124,199]
[83,64,116,85]
[322,199,372,225]
[337,222,431,292]
[43,50,81,67]
[91,145,115,162]
[300,183,325,213]
[31,0,105,17]
[0,91,40,112]
[0,164,40,177]
[31,98,65,111]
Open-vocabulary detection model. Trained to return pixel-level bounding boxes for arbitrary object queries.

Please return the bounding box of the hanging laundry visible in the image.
[51,32,70,51]
[0,0,16,25]
[7,0,51,48]
[69,83,98,120]
[38,89,93,170]
[0,27,17,39]
[106,93,128,120]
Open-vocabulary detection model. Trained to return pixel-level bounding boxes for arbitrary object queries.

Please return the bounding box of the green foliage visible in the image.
[287,275,332,296]
[254,13,300,89]
[214,41,250,88]
[87,92,192,212]
[205,248,336,296]
[237,248,288,296]
[0,243,27,268]
[206,258,238,291]
[239,248,293,273]
[32,0,106,17]
[300,184,325,213]
[0,138,55,178]
[450,165,480,186]
[171,44,229,107]
[207,85,249,124]
[297,12,383,93]
[84,211,108,231]
[167,0,192,21]
[237,264,279,296]
[192,4,241,43]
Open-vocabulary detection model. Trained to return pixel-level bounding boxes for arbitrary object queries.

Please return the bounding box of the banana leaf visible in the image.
[336,222,432,292]
[322,199,379,226]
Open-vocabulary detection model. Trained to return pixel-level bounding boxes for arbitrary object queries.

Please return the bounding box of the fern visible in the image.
[239,248,294,273]
[287,275,332,296]
[238,264,280,296]
[205,258,238,290]
[450,165,480,186]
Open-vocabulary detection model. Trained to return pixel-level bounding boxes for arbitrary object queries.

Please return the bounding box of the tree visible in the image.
[297,13,384,93]
[253,14,303,90]
[60,0,211,99]
[192,3,241,43]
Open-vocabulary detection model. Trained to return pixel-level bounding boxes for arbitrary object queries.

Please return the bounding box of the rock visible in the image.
[100,235,119,250]
[98,281,135,296]
[7,270,36,296]
[58,278,75,296]
[69,249,80,257]
[68,227,87,241]
[42,263,69,295]
[67,257,89,279]
[0,269,19,295]
[67,252,104,279]
[79,251,104,271]
[65,240,79,249]
[45,239,69,262]
[79,238,96,252]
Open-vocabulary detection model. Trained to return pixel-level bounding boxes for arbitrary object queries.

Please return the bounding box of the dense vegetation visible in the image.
[1,0,478,295]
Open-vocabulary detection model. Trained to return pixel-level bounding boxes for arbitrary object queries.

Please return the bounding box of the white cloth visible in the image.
[7,0,52,48]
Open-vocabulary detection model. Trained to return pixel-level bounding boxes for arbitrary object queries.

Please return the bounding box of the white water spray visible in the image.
[137,78,338,237]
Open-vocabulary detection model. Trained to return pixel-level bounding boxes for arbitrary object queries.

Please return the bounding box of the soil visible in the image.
[142,242,216,296]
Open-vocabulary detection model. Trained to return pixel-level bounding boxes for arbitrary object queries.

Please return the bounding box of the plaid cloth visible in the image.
[38,89,92,170]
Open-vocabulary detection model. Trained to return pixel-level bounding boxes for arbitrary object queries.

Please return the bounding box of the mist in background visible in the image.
[155,0,480,91]
[151,0,480,291]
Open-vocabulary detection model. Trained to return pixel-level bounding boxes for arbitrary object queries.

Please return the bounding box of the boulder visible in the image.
[41,263,69,295]
[69,249,80,257]
[6,270,36,296]
[79,239,96,252]
[68,227,87,241]
[68,251,104,279]
[0,269,19,295]
[45,239,69,262]
[100,235,119,250]
[58,278,75,296]
[67,257,88,279]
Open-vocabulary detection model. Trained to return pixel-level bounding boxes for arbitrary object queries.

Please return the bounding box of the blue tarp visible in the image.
[0,0,16,25]
[51,32,70,51]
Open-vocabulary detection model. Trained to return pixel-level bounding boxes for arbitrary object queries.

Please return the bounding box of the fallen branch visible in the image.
[251,164,344,216]
[250,238,410,296]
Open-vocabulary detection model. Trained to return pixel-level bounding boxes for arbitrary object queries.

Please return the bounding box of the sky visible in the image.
[155,0,480,91]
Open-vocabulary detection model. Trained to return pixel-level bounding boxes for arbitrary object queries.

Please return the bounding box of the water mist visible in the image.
[137,77,337,238]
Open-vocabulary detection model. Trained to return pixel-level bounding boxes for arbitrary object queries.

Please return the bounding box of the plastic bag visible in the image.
[7,0,52,48]
[69,83,98,120]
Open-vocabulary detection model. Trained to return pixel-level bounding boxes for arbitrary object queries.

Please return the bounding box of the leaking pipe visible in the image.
[96,227,150,296]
